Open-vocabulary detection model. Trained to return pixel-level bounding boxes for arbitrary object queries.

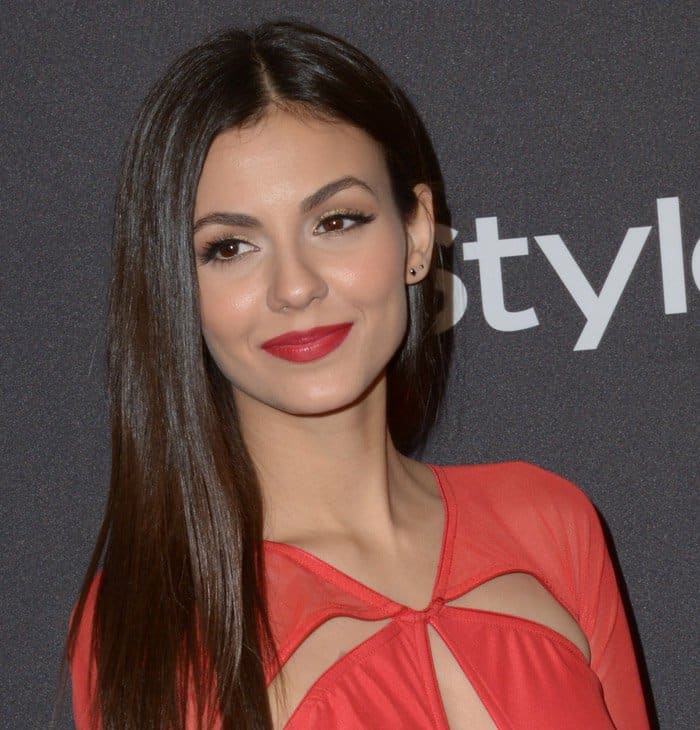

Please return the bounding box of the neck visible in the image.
[235,376,417,547]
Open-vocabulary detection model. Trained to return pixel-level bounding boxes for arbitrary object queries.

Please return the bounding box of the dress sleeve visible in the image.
[563,475,651,730]
[69,576,100,730]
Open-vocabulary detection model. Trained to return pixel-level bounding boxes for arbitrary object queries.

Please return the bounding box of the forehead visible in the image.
[194,109,390,215]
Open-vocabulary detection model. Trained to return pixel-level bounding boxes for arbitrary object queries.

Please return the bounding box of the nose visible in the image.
[266,244,328,313]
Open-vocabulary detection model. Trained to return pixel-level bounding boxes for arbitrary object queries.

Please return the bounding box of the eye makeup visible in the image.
[312,210,375,235]
[197,237,257,264]
[196,209,376,265]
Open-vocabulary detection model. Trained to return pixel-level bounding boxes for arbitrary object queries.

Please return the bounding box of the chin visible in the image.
[233,368,384,419]
[274,385,368,417]
[293,369,385,417]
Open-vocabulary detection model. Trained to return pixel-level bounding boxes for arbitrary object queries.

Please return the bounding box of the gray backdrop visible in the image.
[1,2,697,728]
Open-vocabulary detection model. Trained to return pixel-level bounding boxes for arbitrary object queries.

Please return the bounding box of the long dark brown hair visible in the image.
[65,20,449,729]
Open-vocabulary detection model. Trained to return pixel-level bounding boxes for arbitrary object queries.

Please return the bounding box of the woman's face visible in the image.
[193,108,433,418]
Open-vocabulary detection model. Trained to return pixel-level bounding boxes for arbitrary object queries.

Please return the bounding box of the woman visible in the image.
[67,21,650,730]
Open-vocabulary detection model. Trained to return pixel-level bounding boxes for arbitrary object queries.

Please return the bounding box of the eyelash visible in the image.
[198,209,375,265]
[198,237,256,265]
[313,209,375,235]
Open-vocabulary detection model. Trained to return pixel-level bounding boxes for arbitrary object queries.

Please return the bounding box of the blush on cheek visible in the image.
[351,244,406,298]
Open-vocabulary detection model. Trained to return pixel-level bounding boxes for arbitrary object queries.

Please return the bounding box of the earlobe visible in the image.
[405,183,435,284]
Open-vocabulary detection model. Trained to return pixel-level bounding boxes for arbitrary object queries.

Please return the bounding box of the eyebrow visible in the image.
[192,211,259,232]
[193,175,376,233]
[299,175,376,213]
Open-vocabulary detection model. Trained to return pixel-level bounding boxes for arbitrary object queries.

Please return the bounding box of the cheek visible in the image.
[197,275,257,360]
[340,228,407,304]
[337,231,410,349]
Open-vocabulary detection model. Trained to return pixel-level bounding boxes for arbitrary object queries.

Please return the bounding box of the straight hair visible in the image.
[65,20,449,729]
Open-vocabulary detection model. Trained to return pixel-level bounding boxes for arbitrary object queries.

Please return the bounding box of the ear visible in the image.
[404,183,435,285]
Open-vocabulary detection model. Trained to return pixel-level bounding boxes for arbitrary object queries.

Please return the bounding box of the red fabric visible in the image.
[263,462,649,729]
[70,580,99,730]
[70,461,650,728]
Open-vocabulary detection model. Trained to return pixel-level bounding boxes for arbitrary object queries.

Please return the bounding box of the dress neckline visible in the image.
[263,463,454,612]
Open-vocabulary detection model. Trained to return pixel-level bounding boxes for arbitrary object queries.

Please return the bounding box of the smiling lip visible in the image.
[261,323,353,362]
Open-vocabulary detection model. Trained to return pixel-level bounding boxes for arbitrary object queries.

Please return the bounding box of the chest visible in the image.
[262,462,613,728]
[266,571,596,729]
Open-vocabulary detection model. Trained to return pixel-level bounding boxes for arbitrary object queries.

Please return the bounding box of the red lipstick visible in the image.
[261,323,353,362]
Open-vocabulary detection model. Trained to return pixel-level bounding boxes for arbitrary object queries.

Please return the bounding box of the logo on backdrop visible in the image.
[435,197,698,350]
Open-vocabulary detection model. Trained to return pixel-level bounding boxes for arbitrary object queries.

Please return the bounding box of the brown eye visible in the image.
[200,238,256,264]
[320,215,345,232]
[314,212,374,236]
[217,241,240,258]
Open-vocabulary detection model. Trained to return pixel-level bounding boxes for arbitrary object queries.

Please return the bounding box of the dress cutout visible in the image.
[70,461,650,729]
[262,462,648,729]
